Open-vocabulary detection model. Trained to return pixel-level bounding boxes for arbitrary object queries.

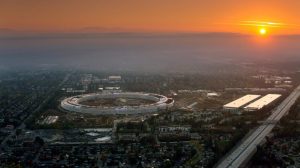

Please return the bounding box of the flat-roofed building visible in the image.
[244,94,281,111]
[108,75,122,81]
[223,95,261,110]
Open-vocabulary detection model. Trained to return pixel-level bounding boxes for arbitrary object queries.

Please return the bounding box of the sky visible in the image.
[1,0,300,72]
[1,0,300,34]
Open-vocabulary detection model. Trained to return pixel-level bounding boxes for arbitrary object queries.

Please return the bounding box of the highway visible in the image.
[216,85,300,168]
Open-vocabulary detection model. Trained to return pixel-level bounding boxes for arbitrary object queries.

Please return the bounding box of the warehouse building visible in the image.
[244,94,281,111]
[223,94,261,110]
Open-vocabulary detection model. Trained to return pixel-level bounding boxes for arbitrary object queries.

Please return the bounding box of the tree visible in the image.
[16,128,22,137]
[34,136,44,147]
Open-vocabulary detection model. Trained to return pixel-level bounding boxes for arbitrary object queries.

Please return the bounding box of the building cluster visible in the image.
[1,141,196,167]
[0,71,64,142]
[257,136,300,167]
[37,116,59,125]
[158,125,192,141]
[251,75,294,88]
[225,87,287,92]
[62,74,123,94]
[1,70,298,167]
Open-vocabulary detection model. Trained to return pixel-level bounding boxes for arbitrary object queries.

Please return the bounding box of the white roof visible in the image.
[108,76,121,79]
[207,92,218,96]
[224,95,261,109]
[244,94,281,110]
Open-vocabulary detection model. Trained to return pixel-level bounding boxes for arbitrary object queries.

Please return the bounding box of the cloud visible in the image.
[239,21,286,28]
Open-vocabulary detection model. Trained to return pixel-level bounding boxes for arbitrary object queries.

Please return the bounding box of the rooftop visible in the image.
[244,94,281,110]
[223,94,261,109]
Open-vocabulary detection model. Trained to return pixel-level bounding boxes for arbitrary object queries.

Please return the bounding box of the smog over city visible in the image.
[1,32,300,73]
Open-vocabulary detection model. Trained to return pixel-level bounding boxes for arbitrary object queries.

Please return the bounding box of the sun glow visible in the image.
[259,28,267,35]
[237,20,290,35]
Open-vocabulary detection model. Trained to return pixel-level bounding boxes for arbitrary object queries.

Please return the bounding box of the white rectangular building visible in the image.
[223,95,261,110]
[244,94,281,111]
[108,76,122,81]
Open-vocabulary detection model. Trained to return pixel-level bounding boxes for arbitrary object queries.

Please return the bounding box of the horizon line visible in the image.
[1,28,300,37]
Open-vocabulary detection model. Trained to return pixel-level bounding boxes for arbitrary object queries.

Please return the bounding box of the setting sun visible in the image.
[259,28,267,35]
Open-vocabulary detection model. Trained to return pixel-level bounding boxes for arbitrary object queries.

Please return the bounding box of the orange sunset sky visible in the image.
[1,0,300,34]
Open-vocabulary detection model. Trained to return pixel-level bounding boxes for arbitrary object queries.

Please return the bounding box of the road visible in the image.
[216,85,300,168]
[0,73,71,151]
[187,102,198,109]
